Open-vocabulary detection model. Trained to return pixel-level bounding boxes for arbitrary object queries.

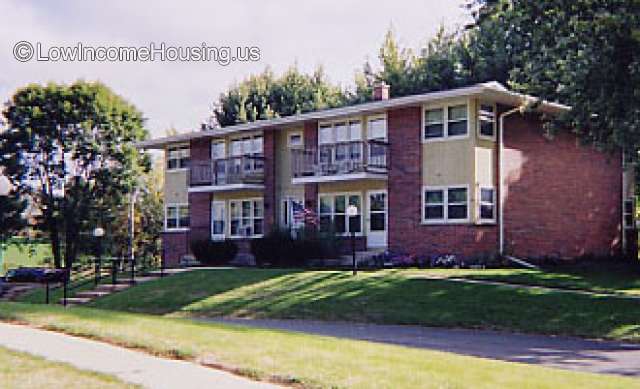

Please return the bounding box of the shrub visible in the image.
[251,226,343,267]
[190,239,238,266]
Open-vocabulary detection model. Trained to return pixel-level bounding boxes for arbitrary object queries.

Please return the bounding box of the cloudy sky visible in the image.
[0,1,468,138]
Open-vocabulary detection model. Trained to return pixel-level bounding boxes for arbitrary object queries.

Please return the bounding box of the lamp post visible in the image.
[93,227,105,286]
[346,205,358,276]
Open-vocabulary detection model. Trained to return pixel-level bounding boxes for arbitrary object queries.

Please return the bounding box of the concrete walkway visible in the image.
[0,323,280,389]
[206,317,640,377]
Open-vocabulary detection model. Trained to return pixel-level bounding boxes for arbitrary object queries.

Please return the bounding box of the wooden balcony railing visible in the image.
[189,156,265,186]
[291,140,388,178]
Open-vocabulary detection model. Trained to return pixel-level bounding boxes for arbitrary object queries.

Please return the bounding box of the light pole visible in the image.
[346,205,358,276]
[93,227,105,286]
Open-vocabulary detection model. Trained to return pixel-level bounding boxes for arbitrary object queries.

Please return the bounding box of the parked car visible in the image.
[5,267,66,283]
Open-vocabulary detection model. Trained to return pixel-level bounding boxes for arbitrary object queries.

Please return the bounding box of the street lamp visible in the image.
[346,205,358,276]
[93,227,105,286]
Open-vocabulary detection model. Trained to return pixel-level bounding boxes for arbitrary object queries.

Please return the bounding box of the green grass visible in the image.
[87,269,640,342]
[0,303,637,389]
[0,344,137,388]
[408,265,640,296]
[1,242,51,275]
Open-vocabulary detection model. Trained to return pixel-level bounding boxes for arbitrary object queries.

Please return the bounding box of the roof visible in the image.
[136,81,569,150]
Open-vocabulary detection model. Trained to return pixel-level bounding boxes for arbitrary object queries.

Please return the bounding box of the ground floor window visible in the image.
[230,199,263,237]
[165,204,189,230]
[281,197,305,230]
[211,201,226,240]
[423,186,469,223]
[624,198,635,229]
[478,187,496,222]
[319,193,362,234]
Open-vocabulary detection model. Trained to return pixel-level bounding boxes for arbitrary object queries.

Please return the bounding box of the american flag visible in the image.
[293,203,318,226]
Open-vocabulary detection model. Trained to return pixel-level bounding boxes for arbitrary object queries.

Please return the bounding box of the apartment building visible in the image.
[137,82,637,266]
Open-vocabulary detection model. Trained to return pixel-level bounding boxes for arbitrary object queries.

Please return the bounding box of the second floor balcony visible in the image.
[189,156,265,191]
[291,140,389,183]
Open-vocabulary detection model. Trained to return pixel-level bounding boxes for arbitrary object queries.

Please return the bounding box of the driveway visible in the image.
[206,317,640,377]
[0,322,280,389]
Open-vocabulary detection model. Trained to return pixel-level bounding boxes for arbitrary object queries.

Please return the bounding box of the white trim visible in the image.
[164,203,189,231]
[318,191,364,236]
[287,131,303,148]
[211,200,226,240]
[421,185,471,224]
[292,172,387,185]
[188,184,265,193]
[163,228,189,233]
[477,101,497,141]
[228,197,264,239]
[477,186,497,224]
[165,168,189,173]
[421,100,471,143]
[137,82,570,150]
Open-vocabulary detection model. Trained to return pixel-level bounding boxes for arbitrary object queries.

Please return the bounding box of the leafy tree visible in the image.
[0,81,150,269]
[212,66,348,127]
[469,0,640,150]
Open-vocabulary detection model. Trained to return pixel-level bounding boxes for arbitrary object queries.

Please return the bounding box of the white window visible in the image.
[229,199,264,238]
[423,186,469,223]
[211,141,225,160]
[281,197,304,229]
[478,187,496,222]
[624,198,635,229]
[288,132,303,148]
[367,117,387,140]
[319,124,334,144]
[211,201,226,240]
[423,104,469,140]
[479,103,496,139]
[165,204,189,230]
[166,146,190,170]
[318,194,362,235]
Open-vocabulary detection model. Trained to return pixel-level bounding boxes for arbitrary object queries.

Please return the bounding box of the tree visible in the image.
[469,0,640,151]
[211,66,348,127]
[0,81,150,269]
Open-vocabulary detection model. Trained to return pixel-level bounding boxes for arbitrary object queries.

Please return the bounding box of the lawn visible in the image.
[0,345,136,389]
[86,268,640,342]
[1,240,51,275]
[0,303,636,389]
[407,264,640,296]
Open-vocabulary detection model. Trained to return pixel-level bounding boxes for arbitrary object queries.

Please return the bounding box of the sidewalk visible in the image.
[204,317,640,377]
[0,323,280,389]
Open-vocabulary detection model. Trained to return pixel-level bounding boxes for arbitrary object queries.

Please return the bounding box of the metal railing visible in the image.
[189,155,265,186]
[291,140,389,178]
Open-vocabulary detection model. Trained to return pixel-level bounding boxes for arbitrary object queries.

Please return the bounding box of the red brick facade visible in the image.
[502,113,623,259]
[303,121,319,220]
[263,129,277,233]
[161,231,188,267]
[387,107,498,259]
[188,138,212,246]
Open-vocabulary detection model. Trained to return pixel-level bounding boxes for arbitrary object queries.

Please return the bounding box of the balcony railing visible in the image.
[292,140,389,178]
[189,156,265,186]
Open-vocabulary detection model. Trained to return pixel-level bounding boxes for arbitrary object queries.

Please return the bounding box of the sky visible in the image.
[0,1,469,139]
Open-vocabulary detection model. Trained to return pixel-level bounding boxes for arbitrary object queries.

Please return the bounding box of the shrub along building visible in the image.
[137,82,637,267]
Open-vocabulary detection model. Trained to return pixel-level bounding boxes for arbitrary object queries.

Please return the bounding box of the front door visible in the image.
[367,190,387,248]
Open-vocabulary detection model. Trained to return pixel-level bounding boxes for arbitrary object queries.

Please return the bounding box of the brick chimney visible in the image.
[372,81,390,101]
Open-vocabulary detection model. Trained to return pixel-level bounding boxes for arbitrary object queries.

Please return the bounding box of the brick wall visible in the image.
[303,121,319,222]
[263,129,277,233]
[188,192,211,244]
[502,113,622,259]
[387,106,500,258]
[161,231,188,267]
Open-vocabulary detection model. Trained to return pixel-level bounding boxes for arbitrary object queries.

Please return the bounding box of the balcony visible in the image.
[189,156,265,192]
[291,140,389,184]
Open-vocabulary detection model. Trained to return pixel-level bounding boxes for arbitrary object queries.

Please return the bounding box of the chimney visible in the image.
[372,81,390,101]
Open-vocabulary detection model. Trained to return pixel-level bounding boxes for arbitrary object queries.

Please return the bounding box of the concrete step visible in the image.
[94,284,131,292]
[59,296,93,305]
[74,290,112,298]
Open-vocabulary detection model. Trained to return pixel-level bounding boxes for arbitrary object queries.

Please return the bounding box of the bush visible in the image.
[251,226,342,267]
[190,239,238,266]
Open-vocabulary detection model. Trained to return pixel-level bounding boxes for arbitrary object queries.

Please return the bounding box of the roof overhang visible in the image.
[136,82,570,150]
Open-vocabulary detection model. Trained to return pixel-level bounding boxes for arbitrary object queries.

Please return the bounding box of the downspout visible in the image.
[498,107,521,256]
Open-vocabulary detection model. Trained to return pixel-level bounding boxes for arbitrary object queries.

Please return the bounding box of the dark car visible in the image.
[5,267,66,283]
